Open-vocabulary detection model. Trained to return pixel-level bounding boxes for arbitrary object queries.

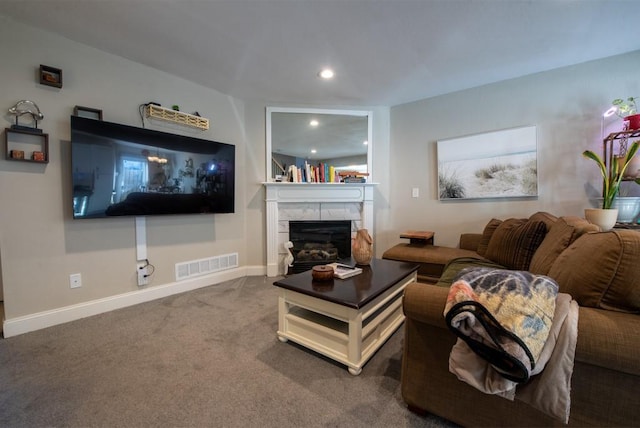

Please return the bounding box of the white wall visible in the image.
[388,50,640,248]
[0,16,249,330]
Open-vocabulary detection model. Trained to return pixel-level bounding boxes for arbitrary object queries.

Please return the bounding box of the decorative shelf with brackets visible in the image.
[144,104,209,130]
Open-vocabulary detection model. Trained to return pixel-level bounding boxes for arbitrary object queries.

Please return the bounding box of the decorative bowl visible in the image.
[612,197,640,223]
[312,265,334,281]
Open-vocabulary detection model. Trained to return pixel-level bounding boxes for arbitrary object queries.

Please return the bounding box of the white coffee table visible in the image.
[273,258,418,375]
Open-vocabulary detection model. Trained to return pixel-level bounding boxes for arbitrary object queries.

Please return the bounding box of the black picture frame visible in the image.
[39,65,63,88]
[73,106,103,120]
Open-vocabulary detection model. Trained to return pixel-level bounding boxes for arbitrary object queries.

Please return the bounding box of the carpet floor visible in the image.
[0,276,457,427]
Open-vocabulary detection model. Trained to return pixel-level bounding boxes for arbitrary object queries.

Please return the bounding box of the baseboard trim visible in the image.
[3,265,267,338]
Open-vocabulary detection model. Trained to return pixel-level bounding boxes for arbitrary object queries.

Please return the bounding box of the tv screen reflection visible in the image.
[71,116,235,218]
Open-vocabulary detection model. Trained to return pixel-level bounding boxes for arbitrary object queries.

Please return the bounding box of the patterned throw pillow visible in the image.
[484,218,547,270]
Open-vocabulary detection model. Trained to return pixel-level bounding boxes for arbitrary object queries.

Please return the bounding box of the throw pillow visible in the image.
[528,211,558,232]
[476,218,503,257]
[562,215,600,238]
[484,218,547,270]
[529,218,575,275]
[548,230,640,313]
[529,216,599,275]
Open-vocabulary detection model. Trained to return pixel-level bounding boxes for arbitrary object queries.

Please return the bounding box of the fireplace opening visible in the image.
[288,220,351,273]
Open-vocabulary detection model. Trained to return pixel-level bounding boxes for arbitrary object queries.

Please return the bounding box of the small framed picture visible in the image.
[73,106,103,120]
[39,65,63,88]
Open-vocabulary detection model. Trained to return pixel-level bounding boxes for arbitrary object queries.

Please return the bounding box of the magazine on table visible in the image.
[326,263,363,279]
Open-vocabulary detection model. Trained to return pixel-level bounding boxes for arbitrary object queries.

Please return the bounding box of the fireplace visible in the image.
[264,182,374,277]
[288,220,351,273]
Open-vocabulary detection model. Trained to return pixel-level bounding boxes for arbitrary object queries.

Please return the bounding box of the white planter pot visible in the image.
[585,208,618,231]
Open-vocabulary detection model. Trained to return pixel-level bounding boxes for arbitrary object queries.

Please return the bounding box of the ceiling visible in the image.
[1,0,639,107]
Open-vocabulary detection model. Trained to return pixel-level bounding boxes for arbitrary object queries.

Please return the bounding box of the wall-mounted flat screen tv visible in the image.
[71,116,235,219]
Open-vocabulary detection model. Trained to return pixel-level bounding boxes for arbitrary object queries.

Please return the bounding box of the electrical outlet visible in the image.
[69,273,82,289]
[137,262,149,286]
[137,267,149,286]
[412,187,419,198]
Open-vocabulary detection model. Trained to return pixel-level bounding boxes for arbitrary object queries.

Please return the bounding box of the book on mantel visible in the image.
[326,263,363,279]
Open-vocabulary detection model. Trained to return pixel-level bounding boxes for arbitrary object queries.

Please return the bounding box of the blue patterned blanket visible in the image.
[443,267,559,383]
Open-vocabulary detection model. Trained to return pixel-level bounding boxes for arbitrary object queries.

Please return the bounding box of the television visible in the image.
[70,116,235,219]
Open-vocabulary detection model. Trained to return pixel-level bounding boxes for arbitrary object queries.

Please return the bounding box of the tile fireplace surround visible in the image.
[264,183,376,277]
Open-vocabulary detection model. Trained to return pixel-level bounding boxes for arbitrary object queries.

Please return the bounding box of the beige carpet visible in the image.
[0,276,456,427]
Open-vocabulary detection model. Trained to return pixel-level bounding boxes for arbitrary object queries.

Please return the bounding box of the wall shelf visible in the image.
[4,127,49,163]
[144,104,209,130]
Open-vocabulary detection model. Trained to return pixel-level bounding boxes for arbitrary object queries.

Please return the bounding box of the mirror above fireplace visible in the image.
[266,107,373,182]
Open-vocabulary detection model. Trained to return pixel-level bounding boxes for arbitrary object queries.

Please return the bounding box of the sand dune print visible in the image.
[437,126,537,200]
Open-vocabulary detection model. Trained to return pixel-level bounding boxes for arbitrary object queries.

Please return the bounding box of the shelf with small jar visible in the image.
[4,127,49,163]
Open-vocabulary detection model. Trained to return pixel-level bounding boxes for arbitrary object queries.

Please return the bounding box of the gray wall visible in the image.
[388,50,640,248]
[0,16,248,321]
[2,11,638,331]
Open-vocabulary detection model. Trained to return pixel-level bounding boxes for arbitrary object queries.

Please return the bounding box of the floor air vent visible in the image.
[175,253,239,281]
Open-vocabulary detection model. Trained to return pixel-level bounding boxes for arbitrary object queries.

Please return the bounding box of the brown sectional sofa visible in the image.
[387,212,640,427]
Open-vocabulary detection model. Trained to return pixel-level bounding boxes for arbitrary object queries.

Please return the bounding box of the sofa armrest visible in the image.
[403,282,640,377]
[459,233,482,251]
[402,282,449,329]
[576,307,640,376]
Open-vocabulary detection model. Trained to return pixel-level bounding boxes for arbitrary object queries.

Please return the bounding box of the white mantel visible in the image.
[264,182,376,277]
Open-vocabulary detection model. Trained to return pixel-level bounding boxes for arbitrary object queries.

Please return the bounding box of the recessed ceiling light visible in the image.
[310,149,317,154]
[363,140,368,145]
[318,68,334,79]
[309,119,319,127]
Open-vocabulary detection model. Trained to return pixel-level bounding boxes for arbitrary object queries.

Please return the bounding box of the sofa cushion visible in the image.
[476,218,503,257]
[484,218,547,270]
[548,230,640,313]
[529,216,599,276]
[563,215,601,236]
[435,257,505,287]
[382,243,478,284]
[459,233,483,252]
[528,211,558,232]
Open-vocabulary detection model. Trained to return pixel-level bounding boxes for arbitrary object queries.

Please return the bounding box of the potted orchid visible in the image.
[583,141,640,230]
[583,141,640,209]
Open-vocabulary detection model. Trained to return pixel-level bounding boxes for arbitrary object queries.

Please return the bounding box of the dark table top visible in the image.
[273,258,419,309]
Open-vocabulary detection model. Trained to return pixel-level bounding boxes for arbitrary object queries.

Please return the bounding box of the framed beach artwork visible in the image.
[437,125,538,200]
